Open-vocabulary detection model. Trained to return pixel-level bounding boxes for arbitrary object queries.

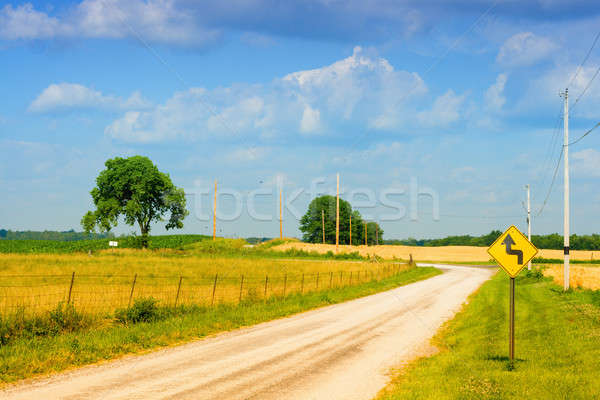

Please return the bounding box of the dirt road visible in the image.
[2,265,494,400]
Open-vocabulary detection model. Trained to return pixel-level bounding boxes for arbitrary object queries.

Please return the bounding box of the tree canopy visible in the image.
[299,195,383,245]
[81,156,188,247]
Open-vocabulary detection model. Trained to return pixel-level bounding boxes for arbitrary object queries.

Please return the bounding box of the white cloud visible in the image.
[484,73,508,112]
[299,105,321,134]
[0,0,219,47]
[417,90,465,127]
[573,149,600,177]
[496,32,557,67]
[520,63,600,117]
[0,4,61,39]
[106,47,429,142]
[28,83,151,112]
[225,147,270,163]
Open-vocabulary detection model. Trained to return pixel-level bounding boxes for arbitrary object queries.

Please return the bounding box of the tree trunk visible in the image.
[139,221,149,249]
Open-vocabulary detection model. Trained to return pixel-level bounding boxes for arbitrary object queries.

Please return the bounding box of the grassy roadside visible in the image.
[377,271,600,400]
[0,266,441,386]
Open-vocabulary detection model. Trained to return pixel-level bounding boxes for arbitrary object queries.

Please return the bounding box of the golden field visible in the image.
[272,242,600,263]
[543,264,600,290]
[0,250,406,315]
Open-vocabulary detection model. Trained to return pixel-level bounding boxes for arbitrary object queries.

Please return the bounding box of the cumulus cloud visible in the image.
[106,47,429,142]
[484,73,508,112]
[0,0,219,47]
[519,63,600,117]
[496,32,557,67]
[28,83,151,112]
[0,1,421,47]
[0,3,61,39]
[417,90,465,127]
[299,105,321,134]
[573,148,600,177]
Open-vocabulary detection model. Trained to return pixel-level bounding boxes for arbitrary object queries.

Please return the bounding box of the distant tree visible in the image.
[300,195,363,244]
[365,221,383,245]
[0,229,6,238]
[82,156,188,248]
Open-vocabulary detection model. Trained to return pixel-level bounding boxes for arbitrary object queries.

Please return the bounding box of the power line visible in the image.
[566,29,600,89]
[341,0,498,159]
[536,145,563,217]
[566,27,600,114]
[535,109,563,191]
[571,64,600,111]
[567,121,600,146]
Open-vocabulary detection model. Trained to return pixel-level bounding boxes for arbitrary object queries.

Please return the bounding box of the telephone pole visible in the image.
[213,179,217,241]
[279,188,283,240]
[526,184,531,270]
[349,214,352,246]
[561,88,570,290]
[336,173,340,252]
[322,210,325,244]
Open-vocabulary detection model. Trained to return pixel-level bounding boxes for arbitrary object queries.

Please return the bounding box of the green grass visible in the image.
[186,238,367,260]
[377,271,600,400]
[0,235,211,253]
[0,266,440,385]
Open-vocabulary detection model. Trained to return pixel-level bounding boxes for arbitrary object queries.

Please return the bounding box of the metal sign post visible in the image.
[509,277,515,362]
[487,225,538,366]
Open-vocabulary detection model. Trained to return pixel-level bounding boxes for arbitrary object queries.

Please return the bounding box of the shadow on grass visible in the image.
[484,354,526,371]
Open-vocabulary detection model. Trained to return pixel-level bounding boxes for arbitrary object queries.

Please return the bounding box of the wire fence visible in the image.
[0,264,410,316]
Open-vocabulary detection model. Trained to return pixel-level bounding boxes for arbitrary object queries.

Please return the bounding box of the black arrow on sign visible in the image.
[502,234,523,264]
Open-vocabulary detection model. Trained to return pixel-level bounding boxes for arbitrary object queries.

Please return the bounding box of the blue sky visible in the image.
[1,0,600,240]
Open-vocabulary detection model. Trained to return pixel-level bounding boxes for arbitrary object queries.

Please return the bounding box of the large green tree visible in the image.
[82,156,188,247]
[365,221,384,245]
[299,195,367,245]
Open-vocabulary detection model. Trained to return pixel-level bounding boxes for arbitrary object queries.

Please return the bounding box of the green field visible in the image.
[0,234,211,253]
[377,271,600,399]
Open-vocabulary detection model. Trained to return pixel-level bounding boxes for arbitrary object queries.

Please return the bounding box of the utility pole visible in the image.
[336,173,340,252]
[322,209,325,244]
[349,214,352,246]
[526,184,531,270]
[364,222,367,246]
[561,88,570,290]
[213,179,217,241]
[279,188,283,240]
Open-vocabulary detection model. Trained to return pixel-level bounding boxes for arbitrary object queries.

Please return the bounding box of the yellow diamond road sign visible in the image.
[488,225,538,278]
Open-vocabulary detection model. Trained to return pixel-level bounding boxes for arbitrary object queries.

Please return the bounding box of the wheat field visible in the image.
[543,264,600,290]
[0,250,406,315]
[272,242,600,263]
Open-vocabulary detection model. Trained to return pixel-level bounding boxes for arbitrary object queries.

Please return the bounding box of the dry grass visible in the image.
[0,251,406,315]
[273,242,600,262]
[543,264,600,290]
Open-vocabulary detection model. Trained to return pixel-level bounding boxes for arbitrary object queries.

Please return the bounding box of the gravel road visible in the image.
[2,264,494,400]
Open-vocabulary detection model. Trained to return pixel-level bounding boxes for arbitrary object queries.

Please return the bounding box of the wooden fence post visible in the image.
[301,273,305,294]
[349,271,353,285]
[316,272,319,289]
[283,274,287,297]
[211,273,218,306]
[239,275,244,304]
[175,276,183,307]
[67,272,75,304]
[264,275,269,298]
[128,273,137,308]
[329,271,333,288]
